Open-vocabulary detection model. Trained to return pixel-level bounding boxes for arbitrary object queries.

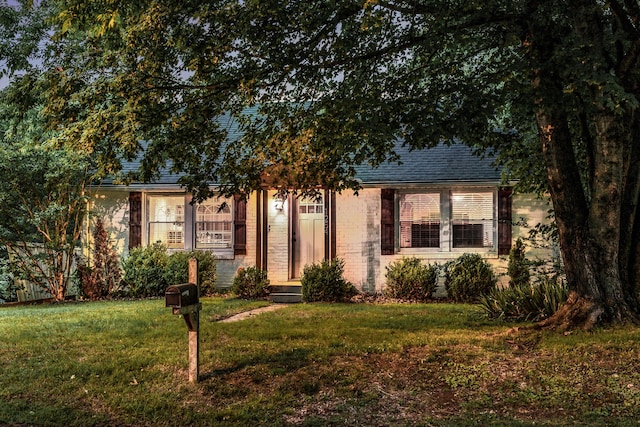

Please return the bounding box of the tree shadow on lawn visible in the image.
[202,346,314,381]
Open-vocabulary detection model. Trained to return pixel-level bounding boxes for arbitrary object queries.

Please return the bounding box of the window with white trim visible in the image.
[145,194,235,254]
[451,192,494,248]
[400,193,440,248]
[395,189,496,252]
[148,195,185,249]
[195,198,232,249]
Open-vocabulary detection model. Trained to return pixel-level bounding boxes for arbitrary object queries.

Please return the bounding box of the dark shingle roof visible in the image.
[355,142,501,186]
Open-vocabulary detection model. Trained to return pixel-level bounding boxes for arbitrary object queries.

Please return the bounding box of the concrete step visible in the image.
[269,284,302,303]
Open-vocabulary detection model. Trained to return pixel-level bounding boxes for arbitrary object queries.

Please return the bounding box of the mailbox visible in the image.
[165,283,199,309]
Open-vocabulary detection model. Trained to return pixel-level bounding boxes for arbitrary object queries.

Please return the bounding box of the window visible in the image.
[383,188,502,254]
[195,199,232,249]
[451,192,494,248]
[148,195,185,249]
[143,194,241,257]
[400,193,440,248]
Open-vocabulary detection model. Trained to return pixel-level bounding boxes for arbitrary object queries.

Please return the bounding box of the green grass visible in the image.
[1,298,639,426]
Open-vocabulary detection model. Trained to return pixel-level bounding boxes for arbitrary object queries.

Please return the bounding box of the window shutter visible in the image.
[498,187,513,255]
[234,194,247,255]
[129,192,142,249]
[381,189,395,255]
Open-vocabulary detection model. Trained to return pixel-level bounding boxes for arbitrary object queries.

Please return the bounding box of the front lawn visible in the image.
[1,298,639,426]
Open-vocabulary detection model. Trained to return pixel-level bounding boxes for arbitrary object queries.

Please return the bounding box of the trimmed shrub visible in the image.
[231,266,270,299]
[479,274,568,321]
[301,258,356,303]
[164,250,218,295]
[508,238,530,288]
[444,253,497,303]
[119,242,169,298]
[384,257,439,301]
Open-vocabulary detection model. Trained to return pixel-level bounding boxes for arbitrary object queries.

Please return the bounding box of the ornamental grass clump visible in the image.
[479,274,569,321]
[384,257,439,301]
[231,266,270,299]
[444,253,497,303]
[301,258,356,302]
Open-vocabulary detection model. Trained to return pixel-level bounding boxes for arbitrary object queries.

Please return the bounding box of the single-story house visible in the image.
[89,141,552,292]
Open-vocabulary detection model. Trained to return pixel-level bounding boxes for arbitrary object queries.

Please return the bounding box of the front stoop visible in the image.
[269,284,302,303]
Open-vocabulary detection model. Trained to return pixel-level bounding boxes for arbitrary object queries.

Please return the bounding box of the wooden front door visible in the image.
[292,194,325,278]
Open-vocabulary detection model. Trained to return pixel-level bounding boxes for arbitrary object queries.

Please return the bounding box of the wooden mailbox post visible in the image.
[165,258,201,383]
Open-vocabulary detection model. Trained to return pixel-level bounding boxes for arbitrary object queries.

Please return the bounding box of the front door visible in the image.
[293,194,325,278]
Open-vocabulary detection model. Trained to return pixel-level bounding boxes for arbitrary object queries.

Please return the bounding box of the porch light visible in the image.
[274,196,285,211]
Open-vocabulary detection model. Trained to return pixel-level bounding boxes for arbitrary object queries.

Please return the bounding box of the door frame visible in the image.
[289,190,336,279]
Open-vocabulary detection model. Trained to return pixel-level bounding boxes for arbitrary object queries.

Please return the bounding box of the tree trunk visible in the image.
[523,2,640,329]
[535,101,640,330]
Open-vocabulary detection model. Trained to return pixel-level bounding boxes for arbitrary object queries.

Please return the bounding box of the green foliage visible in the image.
[7,0,640,323]
[444,254,497,303]
[384,257,439,301]
[231,266,270,299]
[479,274,569,322]
[0,144,91,301]
[508,238,530,288]
[117,245,220,298]
[119,243,169,298]
[165,250,218,296]
[301,258,356,303]
[75,218,122,300]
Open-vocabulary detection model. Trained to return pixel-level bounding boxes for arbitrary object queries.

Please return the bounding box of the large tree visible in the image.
[6,0,640,328]
[0,74,92,301]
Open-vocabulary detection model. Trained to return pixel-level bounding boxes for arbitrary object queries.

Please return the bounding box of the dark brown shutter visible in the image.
[381,189,395,255]
[129,192,142,249]
[498,187,513,256]
[234,194,247,255]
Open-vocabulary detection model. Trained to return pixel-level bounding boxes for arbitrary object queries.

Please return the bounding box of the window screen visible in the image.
[400,193,440,248]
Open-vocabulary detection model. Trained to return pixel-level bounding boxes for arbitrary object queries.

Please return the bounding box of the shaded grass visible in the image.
[1,298,639,426]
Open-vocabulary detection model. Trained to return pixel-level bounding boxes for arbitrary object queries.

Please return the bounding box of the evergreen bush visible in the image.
[444,253,497,303]
[231,266,270,299]
[164,250,218,295]
[119,242,169,298]
[384,257,439,301]
[508,238,530,288]
[301,258,356,302]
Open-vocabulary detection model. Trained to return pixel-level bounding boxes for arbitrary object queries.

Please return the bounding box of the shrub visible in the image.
[76,218,122,300]
[164,250,218,295]
[301,258,356,303]
[384,257,439,301]
[508,238,530,288]
[479,274,568,321]
[119,243,169,298]
[444,253,497,303]
[231,266,270,299]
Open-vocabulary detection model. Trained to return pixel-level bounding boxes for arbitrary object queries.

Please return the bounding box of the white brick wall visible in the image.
[335,189,382,293]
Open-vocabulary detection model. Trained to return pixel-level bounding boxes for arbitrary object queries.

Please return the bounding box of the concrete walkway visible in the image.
[218,304,288,323]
